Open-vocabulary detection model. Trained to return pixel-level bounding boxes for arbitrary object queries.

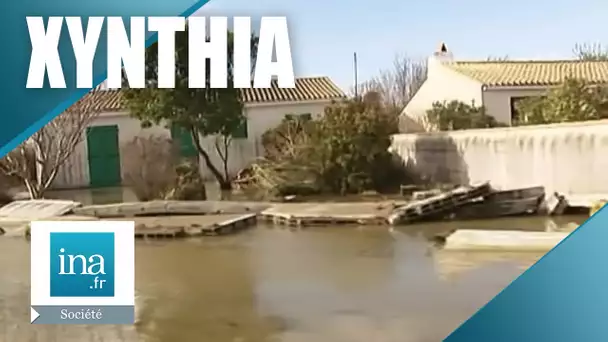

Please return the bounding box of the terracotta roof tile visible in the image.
[80,76,345,112]
[445,60,608,87]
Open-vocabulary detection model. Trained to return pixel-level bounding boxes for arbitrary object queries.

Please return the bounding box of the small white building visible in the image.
[401,43,608,132]
[52,77,345,189]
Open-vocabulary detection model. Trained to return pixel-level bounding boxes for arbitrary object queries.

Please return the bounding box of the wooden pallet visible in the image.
[259,213,388,227]
[132,214,258,239]
[388,182,492,225]
[72,201,271,218]
[134,226,188,239]
[197,214,257,236]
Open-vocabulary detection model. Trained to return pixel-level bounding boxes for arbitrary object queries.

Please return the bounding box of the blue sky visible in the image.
[196,0,608,91]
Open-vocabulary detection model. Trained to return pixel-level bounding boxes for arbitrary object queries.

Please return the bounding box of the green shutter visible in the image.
[170,124,198,158]
[87,125,122,188]
[232,120,248,139]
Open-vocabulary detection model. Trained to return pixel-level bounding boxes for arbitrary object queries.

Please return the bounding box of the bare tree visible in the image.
[122,135,178,201]
[356,79,383,100]
[573,43,608,61]
[352,54,427,112]
[388,54,428,108]
[0,93,101,199]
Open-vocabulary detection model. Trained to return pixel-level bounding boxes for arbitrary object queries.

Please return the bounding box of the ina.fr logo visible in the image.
[49,232,115,297]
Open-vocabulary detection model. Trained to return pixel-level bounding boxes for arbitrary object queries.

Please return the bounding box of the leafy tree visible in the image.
[425,100,504,130]
[122,28,258,190]
[514,78,608,125]
[573,43,608,61]
[312,99,398,194]
[247,99,407,197]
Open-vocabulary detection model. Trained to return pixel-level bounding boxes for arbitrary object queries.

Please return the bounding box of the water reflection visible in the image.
[1,219,576,342]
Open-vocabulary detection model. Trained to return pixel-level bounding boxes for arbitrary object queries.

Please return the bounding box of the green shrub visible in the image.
[426,100,505,130]
[256,99,407,196]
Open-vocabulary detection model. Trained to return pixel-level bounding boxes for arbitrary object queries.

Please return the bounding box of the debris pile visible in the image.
[388,182,552,225]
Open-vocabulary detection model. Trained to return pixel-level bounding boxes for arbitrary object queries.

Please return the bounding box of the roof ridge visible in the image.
[451,59,608,64]
[80,76,345,112]
[94,76,338,90]
[444,59,608,87]
[292,75,332,79]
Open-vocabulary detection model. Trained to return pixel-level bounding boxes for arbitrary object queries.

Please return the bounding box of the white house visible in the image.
[52,76,345,189]
[401,43,608,132]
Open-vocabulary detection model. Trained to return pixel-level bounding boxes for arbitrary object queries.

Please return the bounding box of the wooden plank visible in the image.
[484,186,544,201]
[0,200,81,219]
[196,214,257,235]
[4,213,258,239]
[388,182,492,225]
[259,202,391,227]
[260,203,387,226]
[115,213,258,238]
[452,196,542,220]
[72,200,273,218]
[134,225,187,239]
[260,213,386,227]
[443,229,570,252]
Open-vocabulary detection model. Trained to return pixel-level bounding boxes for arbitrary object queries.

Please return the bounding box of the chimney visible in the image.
[427,42,454,78]
[432,42,453,62]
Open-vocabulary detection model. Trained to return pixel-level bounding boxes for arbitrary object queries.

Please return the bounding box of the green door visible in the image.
[170,124,198,158]
[87,125,122,188]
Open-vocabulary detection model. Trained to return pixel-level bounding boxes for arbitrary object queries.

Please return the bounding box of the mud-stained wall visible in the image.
[390,120,608,206]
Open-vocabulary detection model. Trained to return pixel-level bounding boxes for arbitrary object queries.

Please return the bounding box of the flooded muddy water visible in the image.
[0,214,586,342]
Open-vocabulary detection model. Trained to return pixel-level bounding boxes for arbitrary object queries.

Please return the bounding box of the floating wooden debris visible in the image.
[0,200,81,220]
[260,212,387,227]
[388,182,492,225]
[411,189,444,200]
[43,215,99,221]
[260,202,394,227]
[134,226,187,239]
[201,213,257,235]
[113,213,258,239]
[0,219,30,237]
[2,212,256,240]
[541,192,569,216]
[72,200,272,218]
[451,186,545,220]
[443,229,570,252]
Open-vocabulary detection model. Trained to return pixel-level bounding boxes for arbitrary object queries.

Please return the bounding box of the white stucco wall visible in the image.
[52,112,168,189]
[51,100,332,189]
[390,120,608,206]
[400,57,484,132]
[482,87,548,124]
[197,100,331,181]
